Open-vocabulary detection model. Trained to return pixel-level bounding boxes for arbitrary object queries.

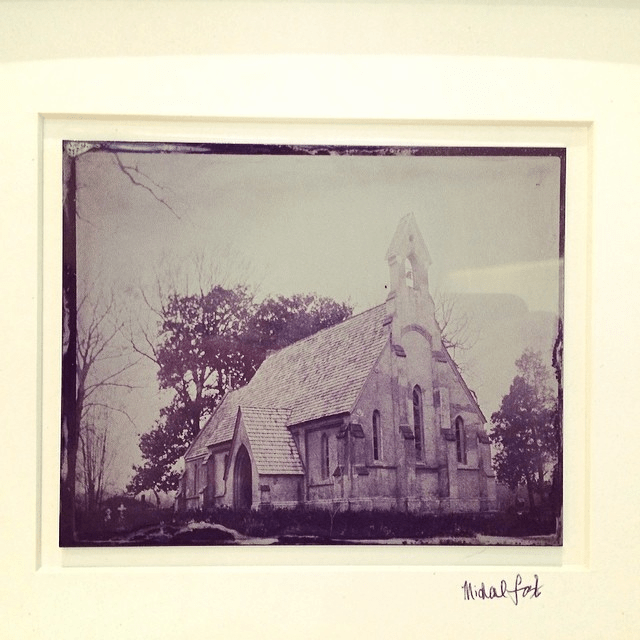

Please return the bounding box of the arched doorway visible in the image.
[233,445,252,510]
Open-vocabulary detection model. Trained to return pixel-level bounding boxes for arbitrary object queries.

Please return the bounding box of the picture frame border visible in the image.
[42,116,586,569]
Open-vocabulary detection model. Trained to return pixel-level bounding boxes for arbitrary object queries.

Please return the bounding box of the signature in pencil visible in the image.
[462,574,542,605]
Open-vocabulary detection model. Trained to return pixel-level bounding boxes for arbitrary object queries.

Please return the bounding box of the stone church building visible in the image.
[176,214,497,513]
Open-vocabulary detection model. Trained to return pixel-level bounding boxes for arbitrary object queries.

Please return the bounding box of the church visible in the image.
[176,214,497,513]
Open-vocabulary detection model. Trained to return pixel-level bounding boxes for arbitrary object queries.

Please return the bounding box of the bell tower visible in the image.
[385,213,440,346]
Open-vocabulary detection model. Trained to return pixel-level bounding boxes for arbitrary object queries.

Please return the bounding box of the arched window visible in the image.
[455,416,467,464]
[413,386,424,460]
[372,410,382,461]
[405,258,414,288]
[321,433,330,479]
[192,463,198,495]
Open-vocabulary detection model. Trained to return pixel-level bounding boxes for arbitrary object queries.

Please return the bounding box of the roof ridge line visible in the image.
[265,302,387,356]
[241,405,292,410]
[441,345,487,423]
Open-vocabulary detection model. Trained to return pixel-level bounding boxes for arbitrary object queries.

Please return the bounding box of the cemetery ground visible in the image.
[72,500,559,547]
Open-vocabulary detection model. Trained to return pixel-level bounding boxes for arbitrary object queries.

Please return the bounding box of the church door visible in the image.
[233,445,252,510]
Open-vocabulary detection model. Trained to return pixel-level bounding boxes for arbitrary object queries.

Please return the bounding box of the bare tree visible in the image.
[112,152,181,220]
[61,142,202,541]
[60,277,138,543]
[77,405,118,512]
[76,287,138,424]
[126,247,260,369]
[434,289,478,372]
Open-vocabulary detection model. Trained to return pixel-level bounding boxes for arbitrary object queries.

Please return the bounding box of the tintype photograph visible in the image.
[61,142,564,547]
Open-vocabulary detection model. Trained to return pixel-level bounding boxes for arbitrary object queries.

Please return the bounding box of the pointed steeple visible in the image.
[385,213,440,348]
[386,213,432,299]
[385,213,431,268]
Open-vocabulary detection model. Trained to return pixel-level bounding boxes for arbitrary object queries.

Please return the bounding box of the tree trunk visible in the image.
[525,477,536,515]
[60,149,78,546]
[87,476,96,512]
[59,429,78,545]
[536,453,546,507]
[529,418,547,507]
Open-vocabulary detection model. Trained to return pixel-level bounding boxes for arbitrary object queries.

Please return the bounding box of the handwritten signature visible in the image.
[462,574,542,605]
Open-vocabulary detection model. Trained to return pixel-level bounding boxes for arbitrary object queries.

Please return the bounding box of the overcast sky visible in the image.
[75,146,562,495]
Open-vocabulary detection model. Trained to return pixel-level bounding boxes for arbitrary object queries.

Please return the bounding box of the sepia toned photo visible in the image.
[61,142,564,547]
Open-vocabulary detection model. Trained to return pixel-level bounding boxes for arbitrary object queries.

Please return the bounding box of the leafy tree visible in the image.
[550,320,564,536]
[128,285,257,496]
[490,349,558,513]
[248,293,353,355]
[127,289,352,497]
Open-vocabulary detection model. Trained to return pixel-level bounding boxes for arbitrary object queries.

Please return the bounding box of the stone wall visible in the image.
[259,474,303,508]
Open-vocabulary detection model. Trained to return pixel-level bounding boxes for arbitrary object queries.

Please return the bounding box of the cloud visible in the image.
[444,258,562,314]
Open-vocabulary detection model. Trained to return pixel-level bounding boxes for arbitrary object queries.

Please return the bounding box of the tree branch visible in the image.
[113,153,181,219]
[85,401,139,430]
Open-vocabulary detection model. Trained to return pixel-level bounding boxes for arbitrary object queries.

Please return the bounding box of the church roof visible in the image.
[237,407,305,475]
[185,303,389,461]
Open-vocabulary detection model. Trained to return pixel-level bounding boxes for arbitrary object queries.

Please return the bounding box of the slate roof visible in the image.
[238,407,305,475]
[185,303,389,462]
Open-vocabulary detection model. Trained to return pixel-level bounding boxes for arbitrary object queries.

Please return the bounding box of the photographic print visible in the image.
[61,141,564,547]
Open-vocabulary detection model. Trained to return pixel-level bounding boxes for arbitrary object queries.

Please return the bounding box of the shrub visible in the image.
[77,502,557,545]
[184,506,555,542]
